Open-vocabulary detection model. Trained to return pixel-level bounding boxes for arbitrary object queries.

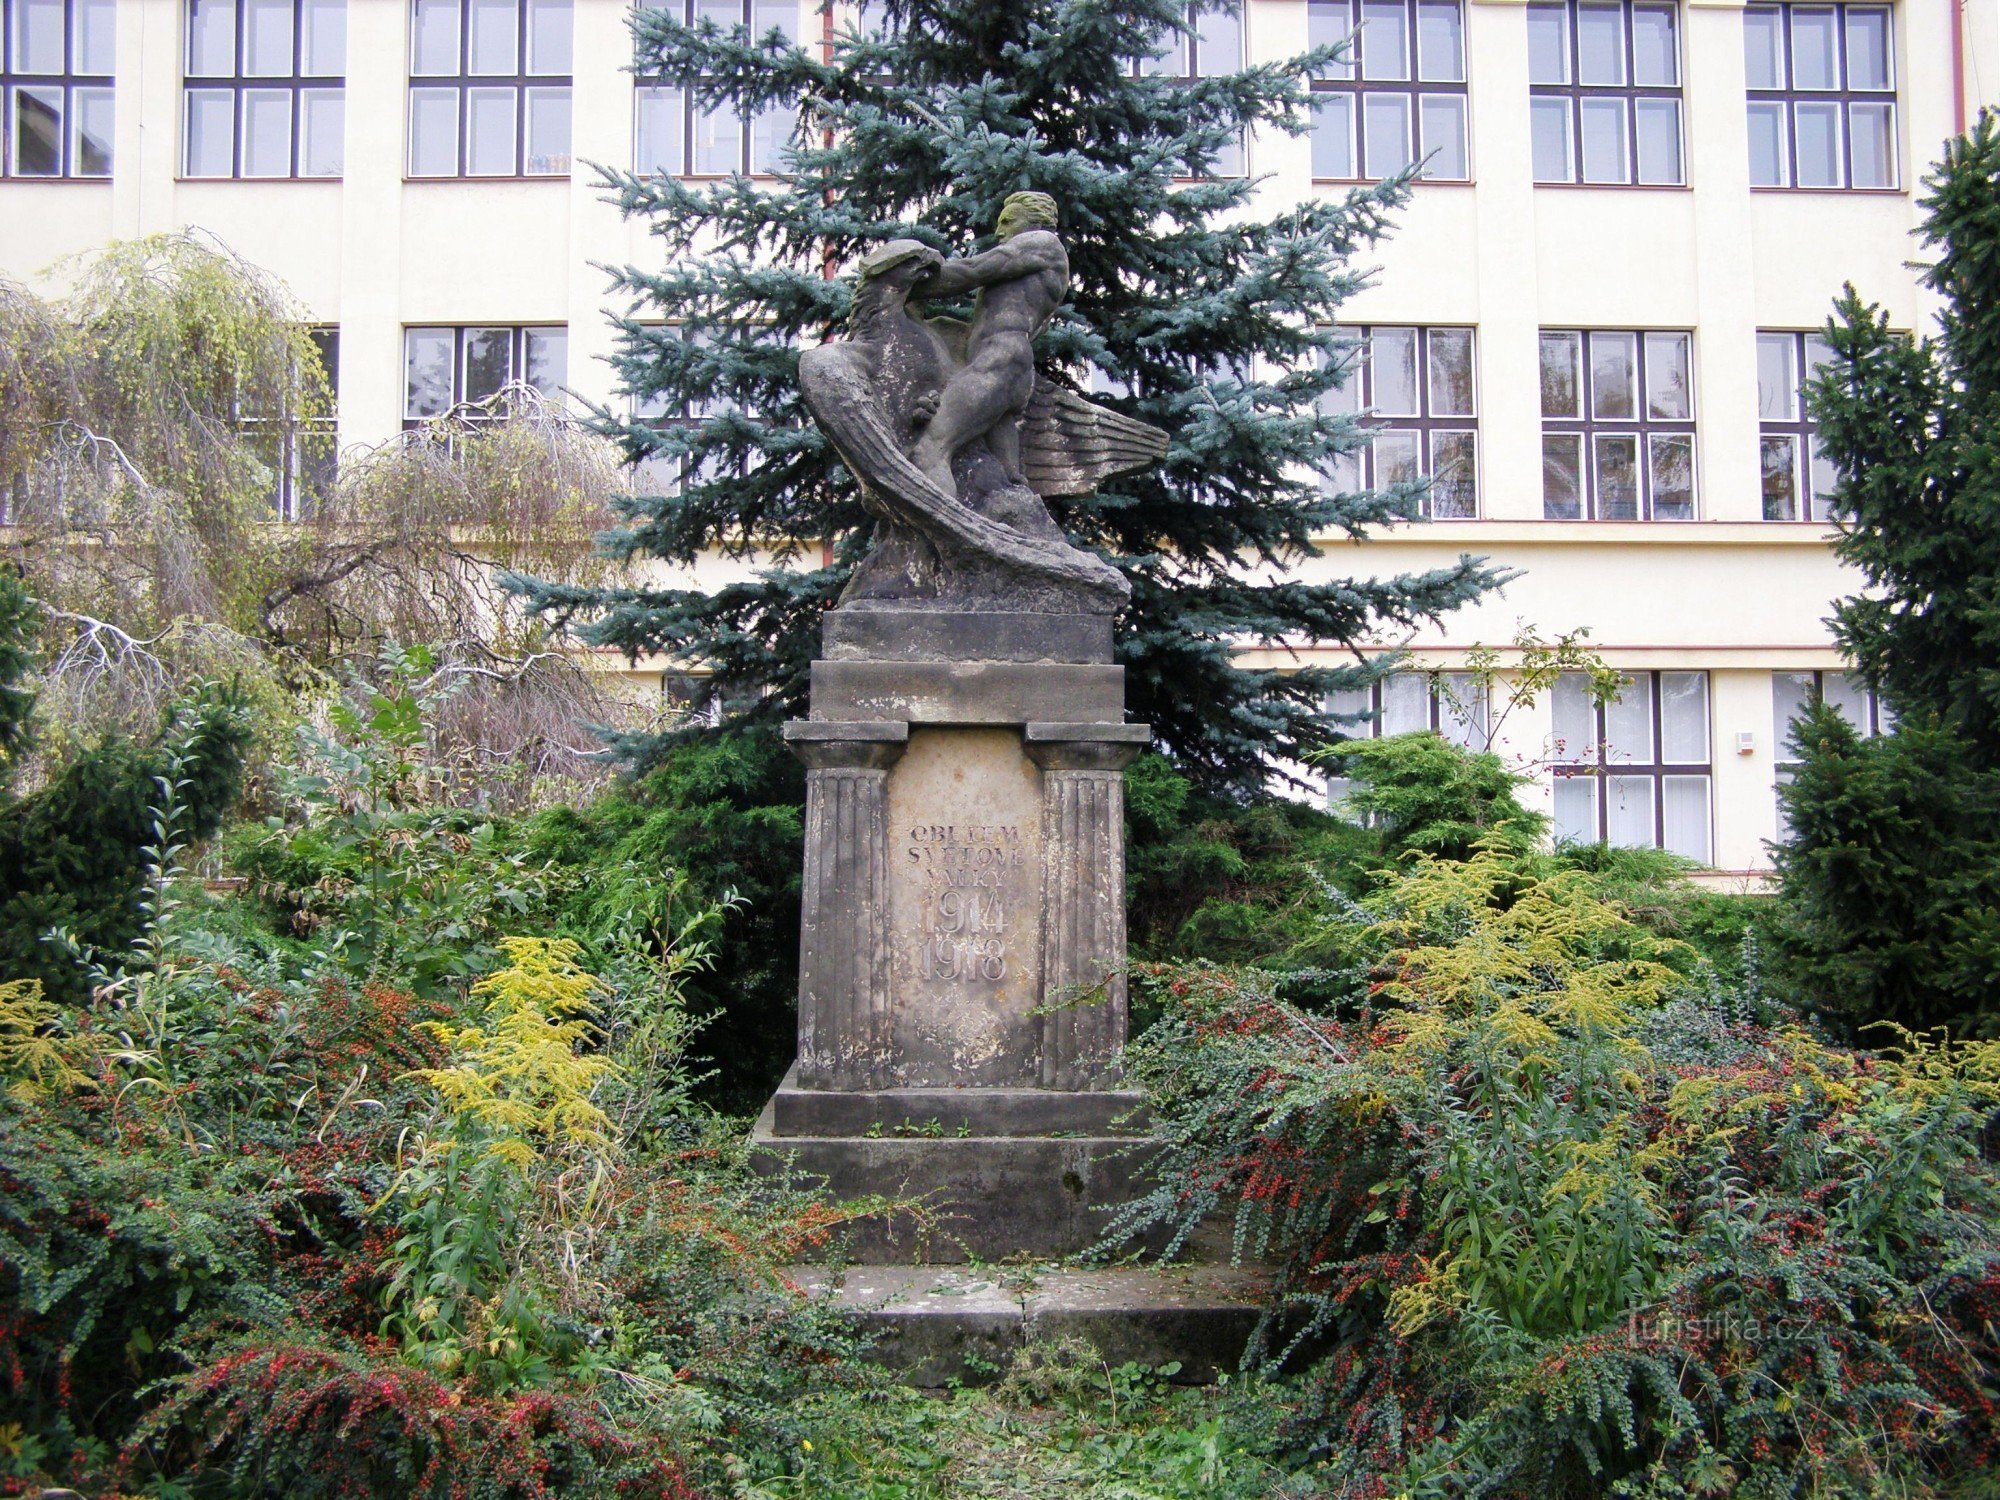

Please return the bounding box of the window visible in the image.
[1328,670,1489,809]
[1308,0,1468,182]
[634,0,798,177]
[2,0,112,178]
[1527,0,1682,185]
[408,0,570,177]
[403,325,567,426]
[1553,670,1711,860]
[1771,670,1888,838]
[242,326,338,519]
[184,0,344,178]
[625,325,745,494]
[1756,329,1838,521]
[1322,325,1478,517]
[1132,2,1244,177]
[1540,329,1694,520]
[1745,3,1895,189]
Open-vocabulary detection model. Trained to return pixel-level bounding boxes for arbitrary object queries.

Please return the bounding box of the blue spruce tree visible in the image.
[520,0,1501,792]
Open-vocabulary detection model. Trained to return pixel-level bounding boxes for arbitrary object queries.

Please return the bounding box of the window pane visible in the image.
[1589,332,1636,420]
[470,0,519,73]
[1531,96,1573,181]
[1430,430,1477,517]
[1661,776,1710,861]
[1604,676,1653,761]
[1795,100,1842,187]
[1744,6,1783,88]
[14,89,73,178]
[299,87,343,175]
[1380,672,1430,735]
[749,99,794,172]
[1360,0,1408,79]
[1791,6,1837,88]
[1527,4,1570,82]
[409,87,459,174]
[1595,434,1640,519]
[1757,332,1796,420]
[1748,99,1788,186]
[1553,673,1597,761]
[1634,97,1681,185]
[1371,327,1418,415]
[1375,429,1422,489]
[1606,776,1656,848]
[1312,93,1355,178]
[751,0,799,42]
[636,85,684,173]
[1772,671,1815,752]
[1363,92,1412,178]
[524,328,567,396]
[1579,97,1630,184]
[242,87,292,176]
[303,0,345,75]
[1846,7,1890,89]
[691,103,743,173]
[1197,2,1244,74]
[1416,0,1464,81]
[1420,93,1467,179]
[1644,332,1690,419]
[1428,328,1474,414]
[1543,433,1583,518]
[463,327,513,402]
[405,328,456,418]
[1576,4,1627,85]
[1649,433,1694,519]
[75,0,115,73]
[1823,671,1870,730]
[186,89,235,175]
[1761,434,1800,520]
[1309,0,1352,60]
[1631,4,1677,85]
[245,0,294,74]
[411,0,461,73]
[1436,672,1487,748]
[1554,775,1597,844]
[15,0,64,72]
[1849,102,1894,188]
[1541,332,1581,416]
[525,85,569,173]
[72,85,112,175]
[466,86,516,174]
[1809,437,1839,519]
[188,0,236,75]
[1660,671,1707,760]
[528,0,572,72]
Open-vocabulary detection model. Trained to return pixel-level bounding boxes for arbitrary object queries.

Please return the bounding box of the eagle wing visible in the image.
[1018,381,1170,498]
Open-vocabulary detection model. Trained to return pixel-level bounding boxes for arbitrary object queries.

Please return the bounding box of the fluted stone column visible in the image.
[785,722,908,1089]
[1025,723,1151,1089]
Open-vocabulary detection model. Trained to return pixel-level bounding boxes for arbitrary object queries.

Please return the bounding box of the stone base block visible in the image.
[794,1264,1268,1386]
[808,659,1125,725]
[767,1067,1149,1138]
[750,1099,1158,1261]
[822,609,1113,665]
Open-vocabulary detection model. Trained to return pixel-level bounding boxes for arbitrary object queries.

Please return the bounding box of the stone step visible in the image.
[765,1067,1151,1138]
[795,1263,1269,1387]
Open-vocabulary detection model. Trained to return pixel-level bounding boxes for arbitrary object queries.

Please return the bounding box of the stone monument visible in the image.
[751,192,1169,1259]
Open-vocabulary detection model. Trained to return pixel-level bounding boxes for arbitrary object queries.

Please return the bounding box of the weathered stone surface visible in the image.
[791,1264,1269,1387]
[808,660,1125,726]
[822,609,1113,665]
[767,1066,1149,1138]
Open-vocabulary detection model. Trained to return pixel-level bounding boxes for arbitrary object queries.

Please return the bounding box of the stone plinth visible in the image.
[757,610,1154,1259]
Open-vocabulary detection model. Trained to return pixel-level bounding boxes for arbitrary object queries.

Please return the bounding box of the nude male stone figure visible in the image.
[908,190,1069,498]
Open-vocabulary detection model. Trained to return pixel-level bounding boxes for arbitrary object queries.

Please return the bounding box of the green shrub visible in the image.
[1329,730,1548,860]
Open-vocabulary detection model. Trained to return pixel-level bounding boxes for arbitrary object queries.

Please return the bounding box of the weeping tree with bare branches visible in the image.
[0,233,644,798]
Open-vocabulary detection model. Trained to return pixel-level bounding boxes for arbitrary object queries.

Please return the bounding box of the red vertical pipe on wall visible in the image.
[1953,0,1967,135]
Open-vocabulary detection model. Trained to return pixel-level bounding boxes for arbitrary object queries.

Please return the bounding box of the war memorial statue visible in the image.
[756,193,1167,1260]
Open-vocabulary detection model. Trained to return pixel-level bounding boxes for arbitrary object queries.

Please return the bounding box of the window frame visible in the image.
[1323,324,1480,518]
[182,0,346,180]
[402,323,569,428]
[406,0,572,179]
[1527,0,1685,187]
[1553,669,1713,860]
[1307,0,1470,184]
[1539,327,1697,521]
[632,0,799,179]
[2,0,114,179]
[1327,669,1491,811]
[1756,328,1839,522]
[1744,2,1898,191]
[1128,1,1247,179]
[1771,668,1888,840]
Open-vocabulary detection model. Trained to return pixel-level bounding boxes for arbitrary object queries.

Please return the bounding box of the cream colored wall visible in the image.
[0,0,1980,872]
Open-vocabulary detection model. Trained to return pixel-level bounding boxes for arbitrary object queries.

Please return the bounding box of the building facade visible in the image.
[3,0,1994,877]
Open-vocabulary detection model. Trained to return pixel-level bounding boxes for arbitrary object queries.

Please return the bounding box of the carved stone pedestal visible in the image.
[751,611,1155,1260]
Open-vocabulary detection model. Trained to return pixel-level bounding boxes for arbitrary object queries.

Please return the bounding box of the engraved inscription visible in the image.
[905,825,1021,982]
